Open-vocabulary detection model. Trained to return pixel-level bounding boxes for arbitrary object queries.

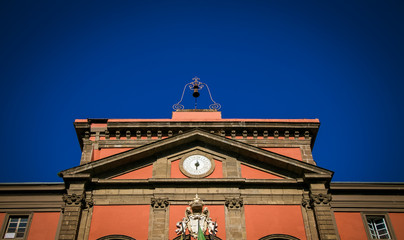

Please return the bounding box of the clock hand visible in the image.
[195,161,200,170]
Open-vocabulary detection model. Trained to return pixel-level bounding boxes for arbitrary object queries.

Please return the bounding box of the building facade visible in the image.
[0,110,403,240]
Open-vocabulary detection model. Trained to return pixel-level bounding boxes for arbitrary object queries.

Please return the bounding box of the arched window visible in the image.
[258,234,301,240]
[97,235,135,240]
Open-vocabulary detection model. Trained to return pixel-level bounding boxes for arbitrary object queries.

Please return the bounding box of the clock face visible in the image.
[182,155,212,176]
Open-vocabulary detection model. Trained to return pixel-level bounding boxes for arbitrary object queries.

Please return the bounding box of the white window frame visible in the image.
[0,213,32,240]
[361,212,396,240]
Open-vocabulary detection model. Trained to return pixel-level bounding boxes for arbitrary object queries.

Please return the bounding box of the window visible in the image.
[3,216,29,239]
[362,213,396,240]
[366,216,391,239]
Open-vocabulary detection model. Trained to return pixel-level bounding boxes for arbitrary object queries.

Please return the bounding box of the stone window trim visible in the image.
[0,213,33,240]
[258,234,301,240]
[361,212,396,240]
[96,235,135,240]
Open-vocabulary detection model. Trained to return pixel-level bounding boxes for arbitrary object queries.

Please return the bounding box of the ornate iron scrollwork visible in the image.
[173,77,221,110]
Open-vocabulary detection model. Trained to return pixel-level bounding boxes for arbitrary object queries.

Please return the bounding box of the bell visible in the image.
[192,85,200,98]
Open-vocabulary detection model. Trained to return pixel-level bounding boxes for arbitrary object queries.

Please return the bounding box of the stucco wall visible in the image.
[27,212,60,240]
[244,205,306,240]
[334,212,367,240]
[88,205,149,240]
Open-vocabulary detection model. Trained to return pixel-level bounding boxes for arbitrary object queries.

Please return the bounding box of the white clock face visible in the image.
[183,155,212,176]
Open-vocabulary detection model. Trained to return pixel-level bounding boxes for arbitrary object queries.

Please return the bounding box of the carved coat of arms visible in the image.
[176,194,218,239]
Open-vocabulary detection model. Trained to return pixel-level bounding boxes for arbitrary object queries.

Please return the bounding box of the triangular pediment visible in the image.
[59,129,332,180]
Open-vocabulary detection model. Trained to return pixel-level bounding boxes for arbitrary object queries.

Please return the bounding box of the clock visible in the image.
[180,154,214,178]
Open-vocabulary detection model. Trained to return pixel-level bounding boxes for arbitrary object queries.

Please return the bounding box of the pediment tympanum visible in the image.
[59,129,332,181]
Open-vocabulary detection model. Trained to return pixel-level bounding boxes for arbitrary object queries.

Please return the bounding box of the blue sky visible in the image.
[0,0,403,182]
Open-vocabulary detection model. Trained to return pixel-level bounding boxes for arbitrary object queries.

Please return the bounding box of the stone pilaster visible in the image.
[80,139,93,165]
[58,192,85,240]
[310,191,338,240]
[225,197,246,240]
[153,157,170,178]
[148,197,169,240]
[301,145,316,165]
[77,192,94,240]
[301,193,319,240]
[223,157,240,178]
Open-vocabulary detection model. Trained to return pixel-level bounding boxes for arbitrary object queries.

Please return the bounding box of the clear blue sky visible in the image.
[0,0,403,182]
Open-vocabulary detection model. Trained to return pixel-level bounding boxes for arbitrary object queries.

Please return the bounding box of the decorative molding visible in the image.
[259,234,301,240]
[97,235,136,240]
[310,193,332,205]
[225,197,243,209]
[94,128,315,142]
[274,130,279,138]
[62,193,85,205]
[151,197,169,209]
[220,130,225,137]
[116,131,121,139]
[84,131,90,139]
[84,195,94,209]
[301,197,312,209]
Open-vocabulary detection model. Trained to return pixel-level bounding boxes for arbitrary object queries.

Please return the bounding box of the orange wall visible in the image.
[89,205,149,240]
[389,213,404,239]
[171,160,187,178]
[207,160,222,178]
[112,165,153,179]
[171,160,223,178]
[240,164,283,179]
[262,148,302,161]
[0,213,5,232]
[27,212,60,240]
[169,205,226,240]
[92,148,133,161]
[244,205,306,240]
[334,212,367,240]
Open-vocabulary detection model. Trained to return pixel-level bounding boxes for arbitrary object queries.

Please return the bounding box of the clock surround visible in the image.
[179,153,215,178]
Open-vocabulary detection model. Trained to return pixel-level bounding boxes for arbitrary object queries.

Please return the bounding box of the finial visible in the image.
[173,77,221,111]
[189,193,204,214]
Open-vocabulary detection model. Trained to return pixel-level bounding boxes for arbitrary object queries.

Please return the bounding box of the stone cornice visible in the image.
[89,178,303,188]
[0,183,65,192]
[74,119,320,150]
[61,129,332,178]
[330,182,404,191]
